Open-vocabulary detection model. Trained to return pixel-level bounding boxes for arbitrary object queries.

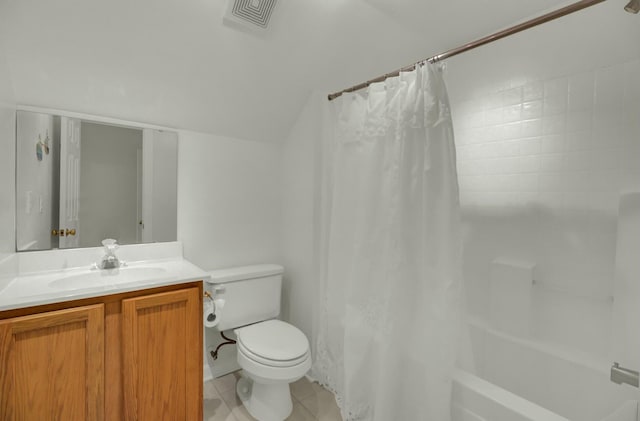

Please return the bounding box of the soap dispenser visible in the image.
[99,238,121,269]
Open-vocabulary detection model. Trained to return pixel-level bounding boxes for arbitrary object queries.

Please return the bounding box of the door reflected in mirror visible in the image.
[16,111,178,251]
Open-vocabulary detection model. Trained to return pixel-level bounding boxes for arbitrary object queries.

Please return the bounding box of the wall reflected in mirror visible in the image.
[16,111,178,251]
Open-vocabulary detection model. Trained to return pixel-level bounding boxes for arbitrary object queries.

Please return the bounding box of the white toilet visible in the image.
[207,264,311,421]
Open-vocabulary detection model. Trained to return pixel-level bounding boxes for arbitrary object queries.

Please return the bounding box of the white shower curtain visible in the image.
[311,63,463,420]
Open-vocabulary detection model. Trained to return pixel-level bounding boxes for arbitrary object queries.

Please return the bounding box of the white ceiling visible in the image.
[0,0,577,142]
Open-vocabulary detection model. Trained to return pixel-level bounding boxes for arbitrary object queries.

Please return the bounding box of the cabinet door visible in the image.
[0,304,105,421]
[122,287,202,421]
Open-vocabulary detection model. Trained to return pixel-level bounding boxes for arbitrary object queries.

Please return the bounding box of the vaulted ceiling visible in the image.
[0,0,574,142]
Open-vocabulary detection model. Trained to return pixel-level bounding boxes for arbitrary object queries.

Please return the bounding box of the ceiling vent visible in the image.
[224,0,279,30]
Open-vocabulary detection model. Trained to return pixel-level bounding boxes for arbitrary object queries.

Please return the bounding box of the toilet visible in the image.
[206,264,311,421]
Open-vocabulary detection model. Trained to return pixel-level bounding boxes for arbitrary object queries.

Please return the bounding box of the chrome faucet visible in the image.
[99,239,121,269]
[611,362,639,388]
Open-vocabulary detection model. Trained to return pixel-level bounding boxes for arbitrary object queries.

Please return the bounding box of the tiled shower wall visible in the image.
[451,58,640,355]
[455,59,639,213]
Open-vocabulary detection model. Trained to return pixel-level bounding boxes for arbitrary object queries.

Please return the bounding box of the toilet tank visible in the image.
[207,264,283,331]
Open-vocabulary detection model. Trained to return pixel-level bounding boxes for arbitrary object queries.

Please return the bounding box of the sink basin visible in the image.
[49,267,168,289]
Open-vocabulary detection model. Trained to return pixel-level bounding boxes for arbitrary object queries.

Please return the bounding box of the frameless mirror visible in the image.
[16,110,178,251]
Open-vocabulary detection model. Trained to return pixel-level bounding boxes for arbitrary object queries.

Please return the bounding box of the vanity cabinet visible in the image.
[0,304,105,420]
[0,282,202,421]
[122,288,201,421]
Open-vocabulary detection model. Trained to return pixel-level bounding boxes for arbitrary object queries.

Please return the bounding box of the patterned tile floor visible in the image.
[204,371,343,421]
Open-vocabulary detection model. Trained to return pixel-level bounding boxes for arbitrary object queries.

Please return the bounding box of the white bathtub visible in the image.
[452,320,640,421]
[452,369,570,421]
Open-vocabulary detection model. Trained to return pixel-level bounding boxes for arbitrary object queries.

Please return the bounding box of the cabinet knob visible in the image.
[66,229,76,236]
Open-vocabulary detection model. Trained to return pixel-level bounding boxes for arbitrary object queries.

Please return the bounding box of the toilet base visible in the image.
[237,376,293,421]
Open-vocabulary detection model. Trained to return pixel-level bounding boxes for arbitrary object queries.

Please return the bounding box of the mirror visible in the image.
[16,111,178,251]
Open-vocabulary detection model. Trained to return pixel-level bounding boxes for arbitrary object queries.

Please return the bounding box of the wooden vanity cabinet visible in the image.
[0,282,203,421]
[0,304,105,421]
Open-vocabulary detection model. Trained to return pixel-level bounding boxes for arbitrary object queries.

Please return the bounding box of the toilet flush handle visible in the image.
[204,285,225,301]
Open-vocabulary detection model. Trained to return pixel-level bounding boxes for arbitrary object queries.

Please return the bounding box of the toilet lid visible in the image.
[236,320,309,362]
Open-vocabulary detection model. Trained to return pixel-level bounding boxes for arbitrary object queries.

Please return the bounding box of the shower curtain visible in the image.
[311,63,463,420]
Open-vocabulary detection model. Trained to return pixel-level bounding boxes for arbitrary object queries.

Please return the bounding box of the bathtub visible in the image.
[452,319,640,421]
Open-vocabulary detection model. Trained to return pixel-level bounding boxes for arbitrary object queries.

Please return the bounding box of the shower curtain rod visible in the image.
[327,0,606,101]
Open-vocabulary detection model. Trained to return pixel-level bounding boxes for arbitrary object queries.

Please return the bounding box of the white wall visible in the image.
[446,0,640,357]
[79,122,142,247]
[177,131,282,270]
[280,92,324,340]
[0,32,16,257]
[147,130,178,243]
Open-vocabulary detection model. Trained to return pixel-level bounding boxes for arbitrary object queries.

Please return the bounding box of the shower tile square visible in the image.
[568,71,595,111]
[566,110,592,133]
[568,89,595,112]
[502,104,522,123]
[485,125,504,142]
[521,119,542,138]
[538,192,564,208]
[565,131,592,152]
[522,100,543,119]
[518,155,540,173]
[620,145,640,170]
[497,141,520,157]
[568,70,594,91]
[595,65,625,108]
[539,173,564,191]
[541,135,565,154]
[484,91,503,110]
[468,112,485,128]
[509,75,530,89]
[518,174,539,191]
[620,169,640,193]
[623,59,640,95]
[542,115,566,135]
[470,127,487,143]
[589,170,621,192]
[523,81,544,101]
[540,153,565,174]
[484,108,502,126]
[543,95,567,116]
[502,122,522,140]
[544,77,568,99]
[565,151,591,172]
[489,259,533,336]
[589,192,619,213]
[457,146,471,162]
[590,149,622,171]
[518,137,541,155]
[501,87,522,106]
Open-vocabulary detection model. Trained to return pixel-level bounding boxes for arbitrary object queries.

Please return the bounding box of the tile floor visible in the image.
[204,371,343,421]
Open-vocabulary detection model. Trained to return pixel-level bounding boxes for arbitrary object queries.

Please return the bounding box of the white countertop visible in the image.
[0,242,210,312]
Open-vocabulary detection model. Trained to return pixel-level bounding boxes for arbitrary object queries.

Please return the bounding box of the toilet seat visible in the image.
[238,340,310,367]
[235,320,310,367]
